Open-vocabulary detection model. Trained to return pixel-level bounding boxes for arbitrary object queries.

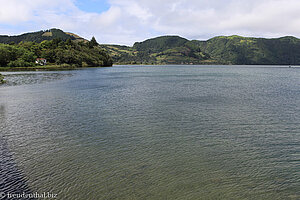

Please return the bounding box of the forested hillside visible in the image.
[102,35,300,65]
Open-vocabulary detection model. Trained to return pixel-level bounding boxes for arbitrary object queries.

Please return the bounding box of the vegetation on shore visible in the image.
[0,37,112,70]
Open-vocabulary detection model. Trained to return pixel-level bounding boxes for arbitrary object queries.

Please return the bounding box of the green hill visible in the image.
[102,36,212,65]
[0,28,87,44]
[102,35,300,65]
[0,30,112,69]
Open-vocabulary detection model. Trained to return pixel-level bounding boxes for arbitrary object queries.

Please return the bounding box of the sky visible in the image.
[0,0,299,45]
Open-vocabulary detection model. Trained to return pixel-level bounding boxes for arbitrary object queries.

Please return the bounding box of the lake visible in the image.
[0,65,299,199]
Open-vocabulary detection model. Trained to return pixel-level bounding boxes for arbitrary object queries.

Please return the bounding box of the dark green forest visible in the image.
[0,37,112,68]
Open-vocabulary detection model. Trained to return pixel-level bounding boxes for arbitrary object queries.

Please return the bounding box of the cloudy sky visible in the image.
[0,0,299,45]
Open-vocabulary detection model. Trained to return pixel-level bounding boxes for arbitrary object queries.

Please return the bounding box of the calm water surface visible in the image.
[0,65,299,199]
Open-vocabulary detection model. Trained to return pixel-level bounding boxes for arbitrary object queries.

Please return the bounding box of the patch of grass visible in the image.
[42,32,53,37]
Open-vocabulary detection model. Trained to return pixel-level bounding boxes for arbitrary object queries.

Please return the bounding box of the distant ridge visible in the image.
[102,35,300,65]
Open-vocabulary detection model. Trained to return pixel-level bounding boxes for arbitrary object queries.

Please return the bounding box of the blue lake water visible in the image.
[0,65,299,199]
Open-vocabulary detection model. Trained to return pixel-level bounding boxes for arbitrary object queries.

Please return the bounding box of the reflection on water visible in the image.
[0,66,299,200]
[0,105,35,200]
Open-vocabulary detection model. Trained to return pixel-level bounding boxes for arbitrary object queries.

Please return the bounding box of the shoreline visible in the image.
[0,64,297,72]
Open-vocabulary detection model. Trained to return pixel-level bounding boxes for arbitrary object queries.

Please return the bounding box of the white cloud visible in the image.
[0,1,33,23]
[0,0,76,23]
[1,0,300,45]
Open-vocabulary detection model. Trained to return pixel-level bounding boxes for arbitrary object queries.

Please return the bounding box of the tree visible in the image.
[88,36,99,48]
[0,44,10,66]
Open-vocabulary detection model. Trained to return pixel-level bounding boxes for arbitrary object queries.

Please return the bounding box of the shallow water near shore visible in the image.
[0,65,299,199]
